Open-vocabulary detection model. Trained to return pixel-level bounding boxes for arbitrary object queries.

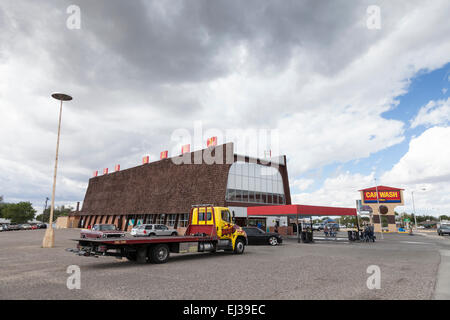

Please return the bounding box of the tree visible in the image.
[0,195,5,218]
[338,216,358,226]
[36,205,73,223]
[2,202,36,224]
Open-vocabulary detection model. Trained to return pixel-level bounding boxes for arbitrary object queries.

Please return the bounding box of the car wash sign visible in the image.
[360,186,403,204]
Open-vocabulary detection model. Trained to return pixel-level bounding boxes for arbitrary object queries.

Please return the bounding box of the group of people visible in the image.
[324,224,337,237]
[360,224,376,242]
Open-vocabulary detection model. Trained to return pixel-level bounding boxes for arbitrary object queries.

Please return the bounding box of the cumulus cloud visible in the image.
[290,127,450,215]
[410,98,450,128]
[292,172,375,208]
[380,127,450,214]
[290,178,314,192]
[382,127,450,185]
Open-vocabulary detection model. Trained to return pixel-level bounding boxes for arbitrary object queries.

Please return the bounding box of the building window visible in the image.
[145,214,155,224]
[179,213,189,227]
[167,214,176,227]
[157,214,166,225]
[226,161,286,205]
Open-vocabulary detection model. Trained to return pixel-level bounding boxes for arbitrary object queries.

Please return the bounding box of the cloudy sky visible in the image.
[1,0,449,216]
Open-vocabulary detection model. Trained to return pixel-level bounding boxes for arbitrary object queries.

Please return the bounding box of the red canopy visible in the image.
[247,204,357,217]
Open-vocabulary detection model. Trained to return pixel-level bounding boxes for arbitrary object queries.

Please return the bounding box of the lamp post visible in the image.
[42,93,72,248]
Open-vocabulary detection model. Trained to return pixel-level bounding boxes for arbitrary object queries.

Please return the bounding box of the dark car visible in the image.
[242,227,283,246]
[438,224,450,236]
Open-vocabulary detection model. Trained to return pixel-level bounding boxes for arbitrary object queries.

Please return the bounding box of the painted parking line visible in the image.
[400,241,432,245]
[314,237,348,241]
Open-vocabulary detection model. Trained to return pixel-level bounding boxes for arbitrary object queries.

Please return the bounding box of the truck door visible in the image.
[217,209,233,238]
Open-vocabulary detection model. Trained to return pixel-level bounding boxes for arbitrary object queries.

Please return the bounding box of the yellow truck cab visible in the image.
[185,205,247,254]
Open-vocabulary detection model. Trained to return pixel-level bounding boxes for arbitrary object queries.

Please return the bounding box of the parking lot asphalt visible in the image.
[1,228,449,300]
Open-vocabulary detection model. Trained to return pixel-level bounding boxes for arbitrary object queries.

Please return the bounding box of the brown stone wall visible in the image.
[80,144,234,216]
[76,142,292,224]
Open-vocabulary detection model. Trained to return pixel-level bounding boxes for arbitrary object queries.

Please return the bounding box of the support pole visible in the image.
[42,100,63,248]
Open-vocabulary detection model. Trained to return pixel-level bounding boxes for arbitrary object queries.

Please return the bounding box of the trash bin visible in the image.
[306,231,313,242]
[300,231,307,242]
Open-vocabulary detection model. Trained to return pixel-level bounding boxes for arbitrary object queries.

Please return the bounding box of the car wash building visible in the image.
[70,142,292,233]
[359,185,404,233]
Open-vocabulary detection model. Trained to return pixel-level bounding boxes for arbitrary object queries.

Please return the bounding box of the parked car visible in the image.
[131,224,178,237]
[37,223,47,229]
[242,227,283,246]
[438,224,450,236]
[339,224,346,229]
[80,224,125,239]
[0,224,8,231]
[20,224,32,230]
[312,223,324,231]
[31,224,38,230]
[7,224,20,231]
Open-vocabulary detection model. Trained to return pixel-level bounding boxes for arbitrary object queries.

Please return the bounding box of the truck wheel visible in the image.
[234,238,245,254]
[149,244,170,264]
[136,246,148,264]
[125,252,137,262]
[149,233,156,237]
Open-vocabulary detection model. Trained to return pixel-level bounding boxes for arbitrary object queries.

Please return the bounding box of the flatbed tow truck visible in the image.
[68,205,247,264]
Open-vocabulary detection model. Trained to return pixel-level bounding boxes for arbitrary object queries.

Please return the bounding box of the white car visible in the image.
[131,224,178,237]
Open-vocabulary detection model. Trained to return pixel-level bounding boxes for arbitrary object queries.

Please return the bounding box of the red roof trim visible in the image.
[247,204,357,217]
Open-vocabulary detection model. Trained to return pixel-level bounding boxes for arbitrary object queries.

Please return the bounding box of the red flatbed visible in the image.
[73,235,216,245]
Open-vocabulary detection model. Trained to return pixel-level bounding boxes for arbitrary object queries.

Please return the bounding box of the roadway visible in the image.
[0,228,449,299]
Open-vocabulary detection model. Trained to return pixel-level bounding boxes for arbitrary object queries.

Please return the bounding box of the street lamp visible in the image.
[42,93,72,248]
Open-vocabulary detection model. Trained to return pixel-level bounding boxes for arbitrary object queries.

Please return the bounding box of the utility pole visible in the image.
[374,178,384,240]
[411,191,418,230]
[42,93,72,248]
